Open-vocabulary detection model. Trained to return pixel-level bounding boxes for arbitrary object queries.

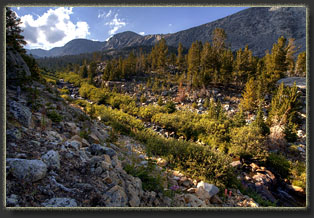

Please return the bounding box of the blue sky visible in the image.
[12,7,248,50]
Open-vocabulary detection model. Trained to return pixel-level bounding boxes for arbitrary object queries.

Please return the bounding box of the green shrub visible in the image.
[61,94,73,102]
[124,162,163,192]
[289,161,306,189]
[164,101,176,114]
[229,125,267,160]
[138,105,166,122]
[266,153,290,179]
[59,87,70,95]
[47,110,63,122]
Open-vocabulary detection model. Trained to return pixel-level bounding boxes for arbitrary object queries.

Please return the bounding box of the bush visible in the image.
[289,161,306,189]
[60,94,73,102]
[124,162,164,193]
[265,153,290,179]
[164,101,176,113]
[47,110,63,122]
[138,105,167,122]
[229,125,267,160]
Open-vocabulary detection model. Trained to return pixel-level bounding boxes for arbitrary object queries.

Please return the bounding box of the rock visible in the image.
[230,160,242,168]
[6,194,19,206]
[250,163,259,172]
[140,161,148,166]
[9,100,32,128]
[277,77,306,90]
[210,195,223,204]
[89,143,106,155]
[42,198,77,207]
[184,194,206,207]
[47,131,64,142]
[126,183,140,207]
[195,186,211,200]
[7,158,47,182]
[6,47,31,80]
[88,133,100,144]
[81,138,90,147]
[65,122,79,134]
[65,140,81,151]
[157,158,168,167]
[71,135,82,142]
[41,150,60,170]
[105,185,128,207]
[186,188,197,193]
[196,181,219,198]
[95,166,103,175]
[6,128,22,140]
[104,147,117,158]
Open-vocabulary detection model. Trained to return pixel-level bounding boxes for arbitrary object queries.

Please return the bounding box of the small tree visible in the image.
[240,78,257,112]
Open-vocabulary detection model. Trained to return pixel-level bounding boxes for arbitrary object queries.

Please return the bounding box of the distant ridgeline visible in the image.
[27,7,305,58]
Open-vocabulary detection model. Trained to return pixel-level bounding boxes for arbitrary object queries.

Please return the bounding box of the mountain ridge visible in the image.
[27,7,306,58]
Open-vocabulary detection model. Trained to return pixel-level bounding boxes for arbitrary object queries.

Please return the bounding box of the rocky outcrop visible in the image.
[6,47,31,80]
[277,77,306,90]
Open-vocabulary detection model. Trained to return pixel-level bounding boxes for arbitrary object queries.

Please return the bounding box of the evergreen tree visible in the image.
[157,38,168,73]
[268,82,301,126]
[6,7,26,53]
[240,78,257,112]
[176,42,186,73]
[285,38,298,76]
[80,65,88,78]
[294,51,306,77]
[187,41,202,88]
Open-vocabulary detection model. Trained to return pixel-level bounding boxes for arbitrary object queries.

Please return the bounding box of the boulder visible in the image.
[105,185,128,207]
[196,181,219,199]
[7,158,47,182]
[9,100,32,128]
[277,77,306,90]
[41,150,60,170]
[42,198,77,207]
[6,194,19,207]
[184,194,206,207]
[6,128,22,140]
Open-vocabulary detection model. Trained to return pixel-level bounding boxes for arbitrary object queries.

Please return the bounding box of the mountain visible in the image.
[27,7,306,58]
[27,39,106,57]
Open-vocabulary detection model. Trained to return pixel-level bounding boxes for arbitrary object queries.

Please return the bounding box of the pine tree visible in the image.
[285,38,298,76]
[187,41,202,88]
[157,38,168,73]
[240,78,257,112]
[294,52,306,77]
[176,42,185,73]
[268,82,301,126]
[80,65,88,78]
[6,7,26,53]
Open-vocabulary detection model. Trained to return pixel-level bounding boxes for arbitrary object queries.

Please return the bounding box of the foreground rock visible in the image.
[7,158,47,182]
[42,198,78,207]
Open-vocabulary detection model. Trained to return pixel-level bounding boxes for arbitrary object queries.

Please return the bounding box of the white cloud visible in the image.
[105,13,126,35]
[139,32,145,35]
[19,7,90,50]
[106,10,112,18]
[98,9,113,19]
[169,23,172,27]
[17,7,20,10]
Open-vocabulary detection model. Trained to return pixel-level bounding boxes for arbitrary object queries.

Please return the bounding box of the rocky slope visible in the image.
[6,49,265,208]
[27,7,305,58]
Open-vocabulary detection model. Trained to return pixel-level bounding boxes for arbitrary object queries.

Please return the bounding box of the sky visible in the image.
[11,7,248,50]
